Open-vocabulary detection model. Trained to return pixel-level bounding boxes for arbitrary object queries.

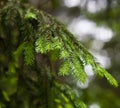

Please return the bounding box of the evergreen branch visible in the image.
[0,0,118,90]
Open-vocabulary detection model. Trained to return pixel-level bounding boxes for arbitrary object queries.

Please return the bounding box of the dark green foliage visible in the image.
[24,42,35,65]
[0,0,118,108]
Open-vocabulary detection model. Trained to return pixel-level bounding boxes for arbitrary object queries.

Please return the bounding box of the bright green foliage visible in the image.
[36,37,62,54]
[74,100,87,108]
[59,48,69,59]
[0,0,118,108]
[59,60,70,76]
[25,11,37,20]
[96,65,118,87]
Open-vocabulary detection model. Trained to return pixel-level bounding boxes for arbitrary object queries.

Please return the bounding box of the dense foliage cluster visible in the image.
[0,0,118,108]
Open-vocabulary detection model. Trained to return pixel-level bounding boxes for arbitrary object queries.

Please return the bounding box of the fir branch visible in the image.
[0,0,118,88]
[96,65,118,87]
